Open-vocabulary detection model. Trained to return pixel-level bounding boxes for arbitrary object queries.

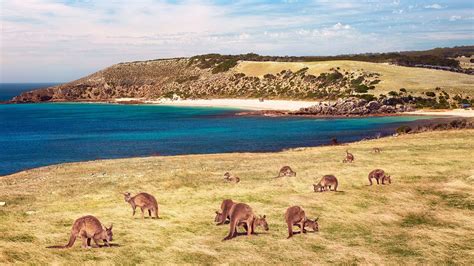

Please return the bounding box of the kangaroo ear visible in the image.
[215,211,219,214]
[263,215,266,219]
[109,223,113,230]
[315,217,319,222]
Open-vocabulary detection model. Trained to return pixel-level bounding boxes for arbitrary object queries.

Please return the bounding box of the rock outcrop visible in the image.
[292,98,415,116]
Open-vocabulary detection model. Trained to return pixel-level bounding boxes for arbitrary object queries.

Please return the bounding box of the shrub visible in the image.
[263,74,276,80]
[295,67,309,75]
[354,84,370,93]
[356,94,377,102]
[212,59,237,74]
[396,125,412,134]
[399,88,407,93]
[388,91,398,97]
[425,91,436,97]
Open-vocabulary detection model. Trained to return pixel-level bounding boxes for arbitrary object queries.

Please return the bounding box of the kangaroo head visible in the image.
[123,192,132,202]
[104,224,113,241]
[313,184,322,192]
[385,175,392,184]
[223,172,231,178]
[304,217,319,232]
[255,215,269,231]
[214,211,223,223]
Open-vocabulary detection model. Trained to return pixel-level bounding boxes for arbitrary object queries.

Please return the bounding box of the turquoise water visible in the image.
[0,84,430,176]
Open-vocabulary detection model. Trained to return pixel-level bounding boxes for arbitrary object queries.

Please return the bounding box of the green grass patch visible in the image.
[400,212,442,227]
[1,234,36,243]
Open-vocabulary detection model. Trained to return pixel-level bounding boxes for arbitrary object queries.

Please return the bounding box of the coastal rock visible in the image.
[292,97,410,116]
[366,101,381,110]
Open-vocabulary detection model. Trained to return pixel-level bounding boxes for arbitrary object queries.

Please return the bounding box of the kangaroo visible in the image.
[285,206,319,238]
[275,166,296,178]
[47,215,113,248]
[223,172,240,183]
[223,203,268,241]
[124,192,159,219]
[372,147,381,153]
[215,199,235,225]
[313,175,338,192]
[368,169,392,185]
[342,150,354,163]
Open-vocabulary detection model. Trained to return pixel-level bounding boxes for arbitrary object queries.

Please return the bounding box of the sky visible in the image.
[1,0,473,82]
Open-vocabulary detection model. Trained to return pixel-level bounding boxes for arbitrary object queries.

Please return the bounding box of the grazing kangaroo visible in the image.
[313,175,338,192]
[368,169,392,185]
[342,150,354,163]
[373,147,381,153]
[124,192,159,219]
[285,206,319,238]
[275,166,296,178]
[223,172,240,183]
[223,203,268,241]
[47,215,113,248]
[215,199,235,225]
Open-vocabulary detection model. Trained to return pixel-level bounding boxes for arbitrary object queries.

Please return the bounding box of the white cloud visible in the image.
[1,0,472,82]
[449,15,462,21]
[424,4,446,9]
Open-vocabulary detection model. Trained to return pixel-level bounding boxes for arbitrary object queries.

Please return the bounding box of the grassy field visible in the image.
[235,60,474,97]
[1,130,473,264]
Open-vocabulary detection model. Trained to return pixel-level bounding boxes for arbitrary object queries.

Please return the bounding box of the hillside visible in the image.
[1,130,473,264]
[10,55,474,109]
[235,60,474,95]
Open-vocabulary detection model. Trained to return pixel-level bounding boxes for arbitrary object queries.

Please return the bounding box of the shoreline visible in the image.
[120,98,319,111]
[5,98,474,117]
[103,98,474,117]
[2,118,471,177]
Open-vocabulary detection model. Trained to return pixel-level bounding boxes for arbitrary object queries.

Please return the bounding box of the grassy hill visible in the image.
[1,130,473,264]
[235,60,474,96]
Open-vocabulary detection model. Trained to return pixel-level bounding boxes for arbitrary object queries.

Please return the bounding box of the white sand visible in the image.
[114,98,474,116]
[406,109,474,117]
[142,98,318,111]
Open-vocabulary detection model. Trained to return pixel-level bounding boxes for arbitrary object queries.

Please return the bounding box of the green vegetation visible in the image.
[212,59,238,74]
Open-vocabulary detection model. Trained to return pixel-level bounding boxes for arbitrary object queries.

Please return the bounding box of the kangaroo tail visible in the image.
[47,233,76,249]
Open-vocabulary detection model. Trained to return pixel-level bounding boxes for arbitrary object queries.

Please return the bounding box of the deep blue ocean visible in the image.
[0,83,430,176]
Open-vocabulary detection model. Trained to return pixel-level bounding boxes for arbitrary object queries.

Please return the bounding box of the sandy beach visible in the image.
[114,98,474,116]
[406,109,474,117]
[115,98,319,111]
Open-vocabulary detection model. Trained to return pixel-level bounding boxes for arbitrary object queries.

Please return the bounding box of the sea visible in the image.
[0,83,431,176]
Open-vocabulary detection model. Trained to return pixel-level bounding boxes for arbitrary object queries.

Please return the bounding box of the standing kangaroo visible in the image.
[223,203,268,241]
[285,206,319,238]
[223,172,240,183]
[124,192,159,219]
[313,175,338,192]
[47,215,113,248]
[368,169,391,185]
[275,166,296,178]
[215,199,235,225]
[343,150,354,163]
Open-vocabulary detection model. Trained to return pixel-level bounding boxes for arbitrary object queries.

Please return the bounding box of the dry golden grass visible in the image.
[457,56,474,69]
[1,130,473,264]
[235,60,474,96]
